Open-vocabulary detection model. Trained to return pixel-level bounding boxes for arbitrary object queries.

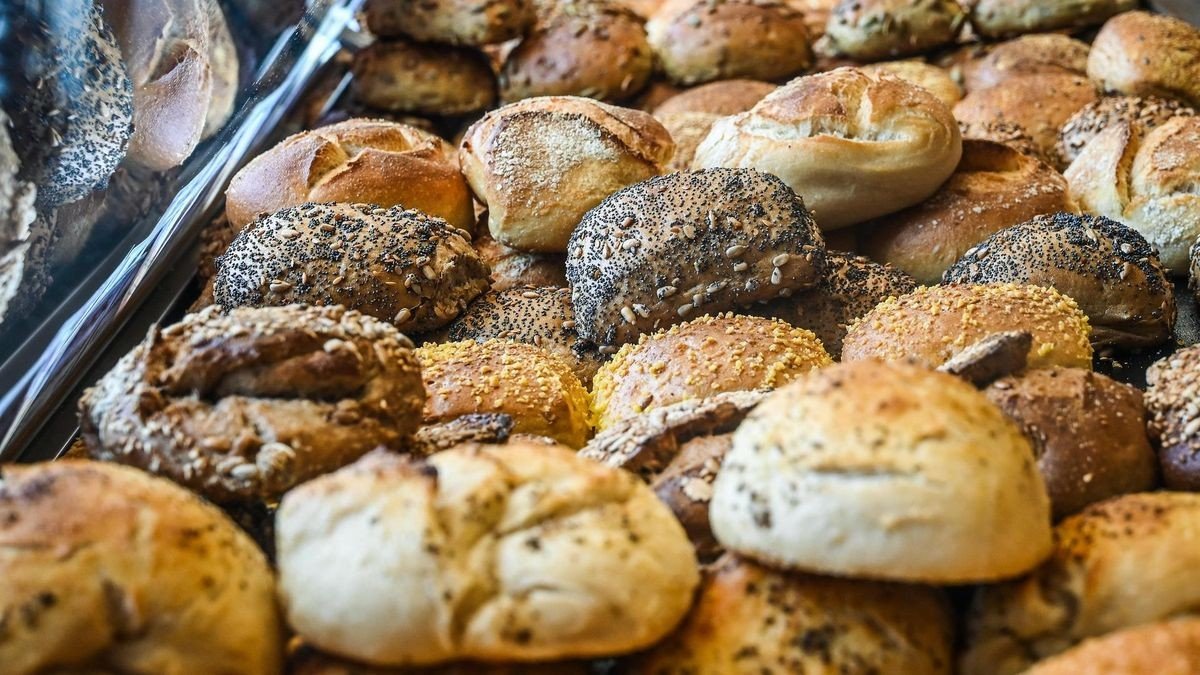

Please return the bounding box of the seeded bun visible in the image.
[225,119,475,233]
[962,34,1089,92]
[652,79,776,117]
[276,444,699,665]
[646,0,813,85]
[500,0,654,103]
[985,367,1156,520]
[711,360,1052,583]
[79,304,426,503]
[1023,618,1200,675]
[860,139,1074,285]
[954,73,1098,169]
[351,40,496,116]
[416,339,592,447]
[1065,116,1200,273]
[694,68,962,230]
[1088,11,1200,109]
[460,96,673,253]
[962,492,1200,675]
[944,213,1175,348]
[566,168,826,347]
[214,203,490,335]
[1146,347,1200,491]
[842,283,1093,371]
[473,232,568,291]
[362,0,535,45]
[822,0,965,61]
[1059,96,1195,168]
[958,119,1044,161]
[443,287,605,385]
[860,60,962,108]
[0,461,282,674]
[966,0,1135,38]
[758,251,917,358]
[591,314,830,430]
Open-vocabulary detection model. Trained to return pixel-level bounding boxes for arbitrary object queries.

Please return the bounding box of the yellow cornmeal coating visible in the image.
[416,339,592,448]
[843,282,1093,370]
[591,313,831,431]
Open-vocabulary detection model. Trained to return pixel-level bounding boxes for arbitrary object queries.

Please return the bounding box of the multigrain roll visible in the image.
[645,0,813,85]
[460,96,673,253]
[958,119,1044,161]
[1058,96,1195,168]
[1146,347,1200,491]
[78,304,426,503]
[652,79,776,117]
[710,361,1052,583]
[694,68,962,230]
[416,339,592,447]
[758,251,917,358]
[953,73,1098,169]
[214,203,490,335]
[842,283,1093,371]
[500,0,654,103]
[0,461,282,675]
[1022,618,1200,675]
[225,119,475,232]
[985,368,1156,520]
[1065,116,1200,273]
[962,492,1200,675]
[362,0,535,45]
[960,34,1089,93]
[276,444,700,665]
[351,39,496,116]
[1088,11,1200,109]
[590,314,830,430]
[822,0,965,61]
[944,213,1175,348]
[860,60,962,108]
[473,232,568,291]
[629,555,955,674]
[860,139,1074,285]
[566,169,826,347]
[965,0,1135,38]
[443,287,605,385]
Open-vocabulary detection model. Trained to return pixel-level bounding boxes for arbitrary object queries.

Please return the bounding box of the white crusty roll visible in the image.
[460,96,674,252]
[693,68,961,230]
[710,360,1052,583]
[276,443,700,666]
[0,461,283,674]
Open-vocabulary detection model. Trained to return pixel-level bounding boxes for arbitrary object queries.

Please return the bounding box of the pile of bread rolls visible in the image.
[9,0,1200,672]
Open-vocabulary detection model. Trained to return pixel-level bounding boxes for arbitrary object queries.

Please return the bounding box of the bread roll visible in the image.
[0,460,282,674]
[1088,11,1200,108]
[1065,116,1200,273]
[276,444,700,665]
[958,119,1044,161]
[656,112,723,172]
[591,313,830,430]
[1146,347,1200,491]
[953,73,1098,169]
[473,232,568,291]
[79,304,426,503]
[1023,618,1200,675]
[860,60,962,108]
[630,554,955,674]
[646,0,813,85]
[961,34,1089,93]
[226,119,475,232]
[351,39,496,116]
[985,367,1156,520]
[460,96,673,252]
[944,213,1175,348]
[632,79,688,112]
[652,79,776,117]
[710,360,1052,583]
[1059,95,1195,168]
[416,339,592,447]
[289,646,590,674]
[565,169,826,346]
[0,108,42,330]
[215,203,489,334]
[500,0,653,103]
[842,283,1093,371]
[822,0,965,61]
[861,140,1074,284]
[966,0,1136,38]
[362,0,535,45]
[962,492,1200,675]
[694,68,962,230]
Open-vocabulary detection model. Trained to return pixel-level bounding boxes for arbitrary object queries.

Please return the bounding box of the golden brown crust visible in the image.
[473,232,568,291]
[646,0,813,85]
[1088,11,1200,108]
[1023,618,1200,675]
[657,111,721,172]
[1146,347,1200,491]
[962,34,1089,92]
[225,119,475,232]
[822,0,965,61]
[78,304,426,503]
[958,119,1046,161]
[966,0,1136,38]
[362,0,535,45]
[842,283,1094,371]
[416,339,592,447]
[1058,95,1195,168]
[351,40,497,116]
[860,139,1075,285]
[0,461,282,675]
[288,646,591,674]
[860,60,962,108]
[652,79,776,117]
